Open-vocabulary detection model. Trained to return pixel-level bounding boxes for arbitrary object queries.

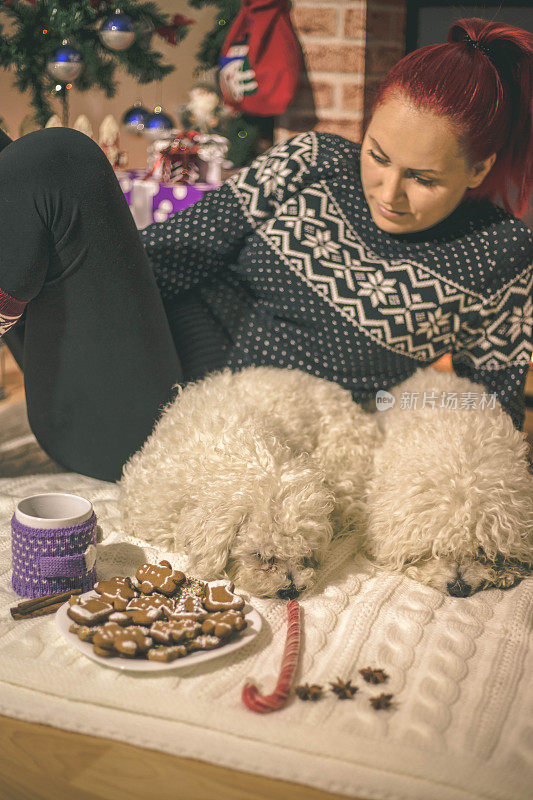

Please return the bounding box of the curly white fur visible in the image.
[118,365,533,598]
[118,366,381,598]
[364,367,533,595]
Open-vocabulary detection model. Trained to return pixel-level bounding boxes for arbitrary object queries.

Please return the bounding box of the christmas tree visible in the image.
[189,0,275,167]
[0,0,193,126]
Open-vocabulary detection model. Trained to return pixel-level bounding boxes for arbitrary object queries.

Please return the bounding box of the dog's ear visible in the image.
[187,543,230,579]
[181,508,245,580]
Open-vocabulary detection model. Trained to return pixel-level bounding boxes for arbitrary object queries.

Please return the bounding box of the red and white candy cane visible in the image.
[242,600,301,713]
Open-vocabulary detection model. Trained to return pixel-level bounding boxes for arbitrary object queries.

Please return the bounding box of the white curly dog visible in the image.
[118,365,533,599]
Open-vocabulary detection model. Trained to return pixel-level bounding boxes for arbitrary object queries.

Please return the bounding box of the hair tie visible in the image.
[463,33,496,63]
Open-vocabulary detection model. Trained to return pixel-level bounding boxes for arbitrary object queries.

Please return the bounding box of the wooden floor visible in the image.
[0,715,353,800]
[1,346,532,800]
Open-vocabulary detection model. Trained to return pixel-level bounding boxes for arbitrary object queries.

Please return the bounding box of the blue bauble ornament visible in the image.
[122,103,150,135]
[99,12,135,51]
[46,43,83,82]
[144,108,175,140]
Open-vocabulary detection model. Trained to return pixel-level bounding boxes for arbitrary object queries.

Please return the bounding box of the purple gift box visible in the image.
[117,170,218,229]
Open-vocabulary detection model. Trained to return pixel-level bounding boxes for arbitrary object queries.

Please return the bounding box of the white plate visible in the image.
[56,589,262,672]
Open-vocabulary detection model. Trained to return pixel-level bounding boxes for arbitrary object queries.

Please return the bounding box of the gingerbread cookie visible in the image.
[112,626,153,657]
[147,645,188,662]
[93,645,115,658]
[94,576,136,611]
[202,610,247,640]
[69,623,96,642]
[134,561,185,596]
[179,576,207,600]
[186,634,223,652]
[203,580,245,612]
[165,594,208,621]
[150,618,200,644]
[124,594,167,624]
[92,621,130,651]
[108,611,132,626]
[66,563,249,663]
[67,597,113,626]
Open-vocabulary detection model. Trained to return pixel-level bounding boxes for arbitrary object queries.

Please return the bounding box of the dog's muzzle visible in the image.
[277,580,302,600]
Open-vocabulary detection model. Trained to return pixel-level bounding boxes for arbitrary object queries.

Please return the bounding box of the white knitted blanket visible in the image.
[0,472,531,800]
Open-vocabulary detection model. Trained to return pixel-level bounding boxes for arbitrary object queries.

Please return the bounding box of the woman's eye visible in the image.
[367,149,436,187]
[368,149,386,164]
[414,176,435,187]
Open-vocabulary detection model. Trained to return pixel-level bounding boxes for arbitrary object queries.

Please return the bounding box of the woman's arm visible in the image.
[451,263,533,432]
[139,131,323,300]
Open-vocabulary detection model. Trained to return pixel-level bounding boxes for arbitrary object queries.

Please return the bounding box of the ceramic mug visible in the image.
[11,493,98,598]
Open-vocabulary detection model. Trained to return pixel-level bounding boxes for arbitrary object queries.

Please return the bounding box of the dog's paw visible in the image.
[400,557,460,594]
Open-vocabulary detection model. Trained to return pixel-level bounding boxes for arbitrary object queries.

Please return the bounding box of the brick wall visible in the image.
[276,0,407,144]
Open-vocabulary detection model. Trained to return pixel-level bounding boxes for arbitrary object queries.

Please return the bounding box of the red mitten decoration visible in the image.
[219,0,302,116]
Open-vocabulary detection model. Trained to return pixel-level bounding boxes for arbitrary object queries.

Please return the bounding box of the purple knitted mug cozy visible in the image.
[11,512,97,598]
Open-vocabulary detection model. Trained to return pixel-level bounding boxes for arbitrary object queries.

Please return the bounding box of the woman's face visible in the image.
[360,93,495,234]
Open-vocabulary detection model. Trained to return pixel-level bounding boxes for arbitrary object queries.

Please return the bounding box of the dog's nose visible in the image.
[277,585,300,600]
[447,576,472,597]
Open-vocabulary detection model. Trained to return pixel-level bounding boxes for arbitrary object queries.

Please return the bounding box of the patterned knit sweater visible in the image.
[140,131,533,432]
[1,131,530,430]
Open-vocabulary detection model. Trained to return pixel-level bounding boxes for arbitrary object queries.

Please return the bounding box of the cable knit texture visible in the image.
[1,473,531,800]
[140,131,533,432]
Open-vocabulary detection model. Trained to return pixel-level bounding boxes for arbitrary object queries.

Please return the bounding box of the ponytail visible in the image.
[367,18,533,218]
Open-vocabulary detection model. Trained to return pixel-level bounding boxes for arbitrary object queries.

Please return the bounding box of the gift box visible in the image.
[117,170,217,229]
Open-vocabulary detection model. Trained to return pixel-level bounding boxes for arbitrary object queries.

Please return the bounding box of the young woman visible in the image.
[1,17,532,482]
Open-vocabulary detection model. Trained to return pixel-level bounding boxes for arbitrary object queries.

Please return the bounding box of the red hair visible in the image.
[366,18,533,218]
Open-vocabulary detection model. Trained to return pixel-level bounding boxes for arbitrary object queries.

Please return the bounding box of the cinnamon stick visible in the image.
[11,600,66,620]
[10,588,82,619]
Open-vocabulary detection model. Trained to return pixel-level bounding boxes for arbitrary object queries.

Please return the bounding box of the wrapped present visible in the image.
[117,169,217,228]
[145,130,200,184]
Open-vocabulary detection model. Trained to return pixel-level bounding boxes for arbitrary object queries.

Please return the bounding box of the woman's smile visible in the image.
[374,200,410,219]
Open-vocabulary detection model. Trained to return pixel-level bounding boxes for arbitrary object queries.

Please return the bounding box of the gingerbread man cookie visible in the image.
[94,576,136,611]
[112,626,153,657]
[124,594,167,624]
[202,610,247,640]
[90,622,153,658]
[92,621,131,651]
[134,561,185,596]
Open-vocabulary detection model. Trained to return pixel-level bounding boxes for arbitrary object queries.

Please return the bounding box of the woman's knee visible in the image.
[0,126,109,185]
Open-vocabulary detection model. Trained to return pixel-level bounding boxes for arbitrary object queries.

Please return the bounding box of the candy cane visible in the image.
[242,600,301,713]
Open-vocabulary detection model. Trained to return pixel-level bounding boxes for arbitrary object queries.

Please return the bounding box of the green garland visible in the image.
[0,0,276,167]
[0,0,186,125]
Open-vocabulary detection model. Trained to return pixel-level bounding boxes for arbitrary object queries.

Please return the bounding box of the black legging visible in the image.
[1,127,231,482]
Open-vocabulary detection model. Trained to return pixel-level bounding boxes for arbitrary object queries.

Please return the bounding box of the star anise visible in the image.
[369,693,394,710]
[294,683,323,701]
[329,677,359,699]
[359,666,389,684]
